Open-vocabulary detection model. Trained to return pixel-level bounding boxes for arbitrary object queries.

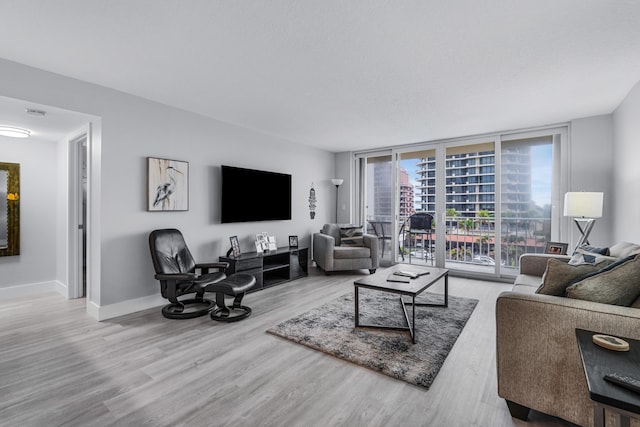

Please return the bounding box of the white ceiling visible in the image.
[1,1,639,152]
[0,96,92,143]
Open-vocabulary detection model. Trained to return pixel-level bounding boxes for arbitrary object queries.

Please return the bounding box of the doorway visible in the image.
[68,129,89,299]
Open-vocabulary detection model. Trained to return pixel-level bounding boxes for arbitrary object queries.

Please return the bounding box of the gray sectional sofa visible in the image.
[496,242,640,426]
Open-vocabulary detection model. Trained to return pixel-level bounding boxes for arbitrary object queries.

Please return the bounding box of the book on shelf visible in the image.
[394,269,431,279]
[386,273,411,283]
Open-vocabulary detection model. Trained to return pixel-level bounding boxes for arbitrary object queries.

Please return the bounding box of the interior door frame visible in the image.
[68,125,91,299]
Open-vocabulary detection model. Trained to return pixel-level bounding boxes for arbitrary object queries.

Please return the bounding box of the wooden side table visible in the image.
[576,328,640,427]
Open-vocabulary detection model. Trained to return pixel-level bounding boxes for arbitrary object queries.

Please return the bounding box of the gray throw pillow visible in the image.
[568,245,616,266]
[339,226,364,247]
[566,254,640,306]
[609,242,640,258]
[536,259,600,296]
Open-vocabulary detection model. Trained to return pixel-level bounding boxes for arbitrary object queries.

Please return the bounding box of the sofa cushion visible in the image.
[334,246,371,259]
[609,241,640,258]
[568,245,616,266]
[513,273,542,290]
[566,254,640,306]
[339,226,364,247]
[536,259,601,296]
[512,282,538,295]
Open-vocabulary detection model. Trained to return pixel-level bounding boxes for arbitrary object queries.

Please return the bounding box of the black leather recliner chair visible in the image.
[149,229,255,321]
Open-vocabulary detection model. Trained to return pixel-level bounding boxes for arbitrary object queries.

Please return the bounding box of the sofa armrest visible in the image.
[313,232,335,271]
[518,253,571,277]
[363,234,379,269]
[496,291,640,426]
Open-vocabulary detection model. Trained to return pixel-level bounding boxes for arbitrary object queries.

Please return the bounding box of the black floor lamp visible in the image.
[331,178,343,223]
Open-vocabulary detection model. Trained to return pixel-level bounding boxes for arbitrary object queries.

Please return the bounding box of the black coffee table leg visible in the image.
[354,284,360,327]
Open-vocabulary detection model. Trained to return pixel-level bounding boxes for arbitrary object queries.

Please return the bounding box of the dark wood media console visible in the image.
[219,247,308,292]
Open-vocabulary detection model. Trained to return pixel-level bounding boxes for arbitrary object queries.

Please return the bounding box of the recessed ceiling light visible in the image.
[0,126,31,138]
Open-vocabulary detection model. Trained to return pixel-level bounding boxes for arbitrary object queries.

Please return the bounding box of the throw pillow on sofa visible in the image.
[609,241,640,258]
[536,259,602,296]
[566,254,640,306]
[339,226,364,247]
[568,245,616,266]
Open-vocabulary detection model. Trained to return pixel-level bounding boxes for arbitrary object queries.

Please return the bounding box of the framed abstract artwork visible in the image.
[147,157,189,211]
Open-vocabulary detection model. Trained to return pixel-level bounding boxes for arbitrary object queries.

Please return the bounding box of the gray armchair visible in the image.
[313,224,379,274]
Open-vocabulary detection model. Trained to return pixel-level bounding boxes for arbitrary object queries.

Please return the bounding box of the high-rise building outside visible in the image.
[415,148,532,217]
[399,167,415,219]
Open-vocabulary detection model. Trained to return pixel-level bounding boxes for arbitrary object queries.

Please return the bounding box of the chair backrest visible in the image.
[321,223,343,245]
[149,229,196,274]
[409,213,433,232]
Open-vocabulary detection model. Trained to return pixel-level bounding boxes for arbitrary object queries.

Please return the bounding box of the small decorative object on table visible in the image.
[289,235,298,248]
[387,273,410,283]
[268,236,277,251]
[256,233,268,253]
[544,241,568,255]
[593,334,630,352]
[395,269,431,279]
[229,235,241,257]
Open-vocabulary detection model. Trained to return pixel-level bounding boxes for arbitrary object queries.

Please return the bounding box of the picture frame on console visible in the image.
[545,241,568,255]
[268,236,277,251]
[289,235,298,248]
[229,235,241,257]
[256,233,268,252]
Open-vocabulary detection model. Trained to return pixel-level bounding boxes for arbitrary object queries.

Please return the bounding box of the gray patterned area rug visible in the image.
[267,289,478,389]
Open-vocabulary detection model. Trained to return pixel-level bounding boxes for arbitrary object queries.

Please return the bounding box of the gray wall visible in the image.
[613,79,640,243]
[568,115,614,247]
[0,136,58,288]
[0,58,336,312]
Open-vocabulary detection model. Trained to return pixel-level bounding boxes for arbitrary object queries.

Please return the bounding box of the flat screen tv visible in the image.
[221,165,292,223]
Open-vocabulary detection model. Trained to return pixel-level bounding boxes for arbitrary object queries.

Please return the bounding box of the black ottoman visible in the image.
[206,273,256,322]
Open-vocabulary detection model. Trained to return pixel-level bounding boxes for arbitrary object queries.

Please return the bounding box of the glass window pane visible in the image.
[500,136,553,274]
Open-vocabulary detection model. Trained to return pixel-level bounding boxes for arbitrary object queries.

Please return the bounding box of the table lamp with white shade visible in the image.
[564,191,604,251]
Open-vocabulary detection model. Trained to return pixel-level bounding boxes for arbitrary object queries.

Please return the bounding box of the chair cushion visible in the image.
[535,259,601,296]
[566,254,640,306]
[194,271,226,285]
[339,226,364,247]
[206,273,256,295]
[334,246,371,259]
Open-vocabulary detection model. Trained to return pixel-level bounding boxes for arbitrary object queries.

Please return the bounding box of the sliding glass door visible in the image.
[442,141,497,274]
[356,126,566,278]
[499,135,556,275]
[360,153,394,266]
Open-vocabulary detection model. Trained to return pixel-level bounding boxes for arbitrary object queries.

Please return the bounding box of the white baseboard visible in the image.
[0,280,59,298]
[1,282,164,322]
[90,294,166,321]
[54,280,68,297]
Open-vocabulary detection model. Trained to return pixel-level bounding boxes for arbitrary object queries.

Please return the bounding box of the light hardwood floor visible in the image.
[0,267,577,426]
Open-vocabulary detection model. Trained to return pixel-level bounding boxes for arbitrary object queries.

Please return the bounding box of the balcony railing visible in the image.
[368,215,551,274]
